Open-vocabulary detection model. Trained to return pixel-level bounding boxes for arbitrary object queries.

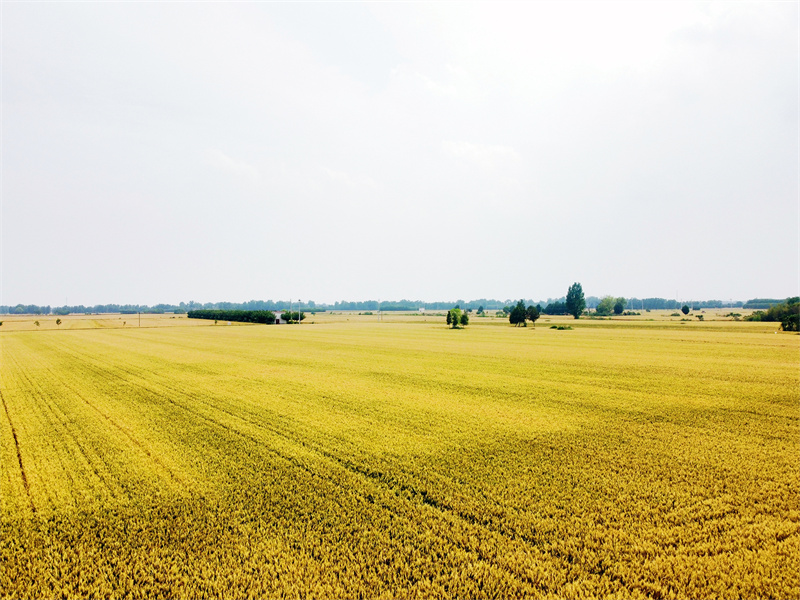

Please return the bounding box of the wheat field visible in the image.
[1,315,797,598]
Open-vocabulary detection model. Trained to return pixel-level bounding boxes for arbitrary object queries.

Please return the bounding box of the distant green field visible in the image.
[1,316,797,597]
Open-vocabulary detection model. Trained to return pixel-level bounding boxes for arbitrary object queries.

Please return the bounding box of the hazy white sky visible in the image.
[2,2,797,305]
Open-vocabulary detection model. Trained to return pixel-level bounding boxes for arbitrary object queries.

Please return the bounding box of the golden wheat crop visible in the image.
[1,317,797,598]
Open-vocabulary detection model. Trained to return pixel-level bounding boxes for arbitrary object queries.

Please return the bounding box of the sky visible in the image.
[2,1,798,306]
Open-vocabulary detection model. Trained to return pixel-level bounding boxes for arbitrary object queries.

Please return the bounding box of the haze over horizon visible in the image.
[2,2,798,307]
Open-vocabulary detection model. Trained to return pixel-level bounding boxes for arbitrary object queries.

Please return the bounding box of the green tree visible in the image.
[681,304,690,315]
[782,298,799,331]
[446,311,453,326]
[613,298,626,315]
[56,318,62,326]
[596,296,615,316]
[526,305,540,327]
[460,312,469,326]
[509,300,527,326]
[449,307,463,329]
[566,283,586,319]
[281,311,305,323]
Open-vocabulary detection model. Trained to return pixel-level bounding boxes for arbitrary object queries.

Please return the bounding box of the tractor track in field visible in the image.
[0,388,36,514]
[52,341,562,592]
[56,378,188,490]
[35,333,639,593]
[17,343,189,491]
[6,350,123,507]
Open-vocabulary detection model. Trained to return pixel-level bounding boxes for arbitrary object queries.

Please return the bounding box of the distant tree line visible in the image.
[332,299,508,311]
[0,296,756,316]
[1,304,52,315]
[1,300,322,315]
[742,299,786,310]
[187,310,277,324]
[744,298,799,331]
[617,298,744,311]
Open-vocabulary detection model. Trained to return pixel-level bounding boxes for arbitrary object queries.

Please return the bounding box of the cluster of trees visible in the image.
[534,285,585,317]
[187,310,277,324]
[542,301,567,315]
[446,308,469,328]
[595,296,627,316]
[501,284,585,325]
[508,300,540,326]
[745,298,799,331]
